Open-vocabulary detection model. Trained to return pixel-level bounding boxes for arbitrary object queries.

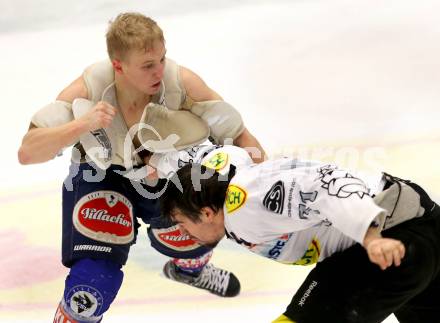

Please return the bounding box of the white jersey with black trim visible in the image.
[222,158,388,266]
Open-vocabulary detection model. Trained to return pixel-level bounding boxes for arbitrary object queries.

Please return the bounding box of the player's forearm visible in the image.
[234,128,267,163]
[18,119,88,164]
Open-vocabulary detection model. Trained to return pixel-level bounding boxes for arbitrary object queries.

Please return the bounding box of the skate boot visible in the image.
[163,260,241,297]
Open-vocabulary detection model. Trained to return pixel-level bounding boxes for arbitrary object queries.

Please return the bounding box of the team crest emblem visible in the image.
[67,285,103,318]
[225,185,247,214]
[318,166,370,199]
[203,152,229,171]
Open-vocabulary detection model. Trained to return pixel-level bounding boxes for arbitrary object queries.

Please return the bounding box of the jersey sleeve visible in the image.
[296,165,387,243]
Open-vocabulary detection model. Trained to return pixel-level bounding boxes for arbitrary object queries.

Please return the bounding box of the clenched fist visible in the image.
[363,226,406,270]
[80,101,117,132]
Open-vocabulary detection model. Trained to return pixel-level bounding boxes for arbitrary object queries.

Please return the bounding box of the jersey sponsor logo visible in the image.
[66,285,103,318]
[267,234,291,260]
[203,152,229,171]
[318,165,370,199]
[263,181,285,214]
[286,178,297,217]
[293,238,321,266]
[225,185,247,213]
[73,191,134,245]
[152,225,201,251]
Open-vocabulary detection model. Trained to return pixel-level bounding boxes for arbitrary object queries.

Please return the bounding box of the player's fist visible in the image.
[81,101,117,132]
[365,237,406,270]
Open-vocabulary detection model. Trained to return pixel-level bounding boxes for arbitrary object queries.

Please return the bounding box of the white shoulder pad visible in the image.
[190,100,245,144]
[31,100,73,128]
[161,58,186,110]
[83,60,114,102]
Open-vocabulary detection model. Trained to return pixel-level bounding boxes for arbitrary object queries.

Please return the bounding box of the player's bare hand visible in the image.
[81,101,117,132]
[365,237,405,270]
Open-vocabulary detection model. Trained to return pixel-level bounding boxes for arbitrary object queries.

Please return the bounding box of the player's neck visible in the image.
[114,75,151,111]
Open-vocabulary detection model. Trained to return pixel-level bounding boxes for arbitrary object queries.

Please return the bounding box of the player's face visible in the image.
[121,41,166,95]
[173,208,225,249]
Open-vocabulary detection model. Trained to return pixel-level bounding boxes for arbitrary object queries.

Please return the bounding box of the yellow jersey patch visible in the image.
[292,238,321,266]
[203,152,229,171]
[225,185,247,214]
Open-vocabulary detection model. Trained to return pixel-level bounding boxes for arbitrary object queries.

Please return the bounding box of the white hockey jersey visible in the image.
[153,144,391,266]
[220,158,388,266]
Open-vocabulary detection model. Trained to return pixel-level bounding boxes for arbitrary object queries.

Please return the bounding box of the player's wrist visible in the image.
[363,224,382,249]
[71,117,92,134]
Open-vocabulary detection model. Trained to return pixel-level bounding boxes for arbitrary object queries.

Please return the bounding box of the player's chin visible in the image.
[202,240,220,249]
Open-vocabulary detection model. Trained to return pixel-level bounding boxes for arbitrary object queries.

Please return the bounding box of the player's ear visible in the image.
[201,207,216,222]
[112,59,123,74]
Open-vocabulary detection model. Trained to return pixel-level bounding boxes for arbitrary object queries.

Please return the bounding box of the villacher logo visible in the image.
[73,191,134,245]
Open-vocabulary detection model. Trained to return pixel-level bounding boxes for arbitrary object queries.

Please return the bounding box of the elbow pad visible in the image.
[189,100,245,144]
[31,100,73,128]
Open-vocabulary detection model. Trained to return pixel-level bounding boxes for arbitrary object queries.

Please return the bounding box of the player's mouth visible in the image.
[151,81,161,89]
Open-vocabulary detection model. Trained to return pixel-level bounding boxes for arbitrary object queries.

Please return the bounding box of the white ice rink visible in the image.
[1,0,440,322]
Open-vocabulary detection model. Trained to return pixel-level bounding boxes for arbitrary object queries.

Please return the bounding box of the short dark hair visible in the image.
[160,163,235,223]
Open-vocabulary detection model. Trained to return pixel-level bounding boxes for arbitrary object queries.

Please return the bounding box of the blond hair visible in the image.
[106,12,165,61]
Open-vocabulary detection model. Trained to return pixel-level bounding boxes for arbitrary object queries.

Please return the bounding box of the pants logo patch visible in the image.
[73,191,134,244]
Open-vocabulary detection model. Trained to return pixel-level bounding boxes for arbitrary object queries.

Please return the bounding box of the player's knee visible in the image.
[58,258,123,322]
